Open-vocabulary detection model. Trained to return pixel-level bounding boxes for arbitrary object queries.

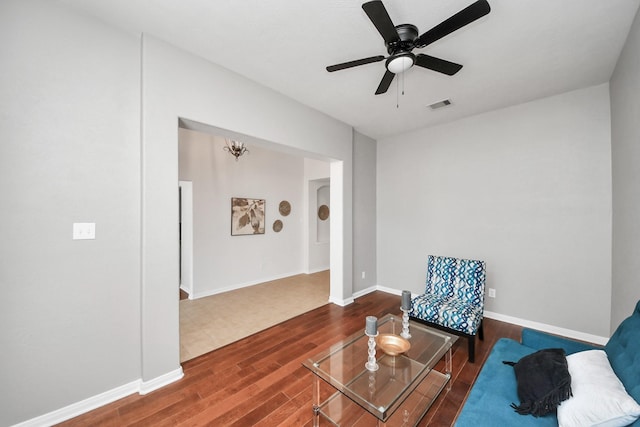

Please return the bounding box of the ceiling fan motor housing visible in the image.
[386,24,419,55]
[385,24,418,73]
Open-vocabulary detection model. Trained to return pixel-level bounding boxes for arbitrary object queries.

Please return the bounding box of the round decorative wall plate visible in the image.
[273,219,283,232]
[279,200,291,216]
[318,204,330,221]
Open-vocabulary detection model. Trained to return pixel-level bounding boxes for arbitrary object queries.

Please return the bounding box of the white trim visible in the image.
[329,160,345,304]
[374,285,402,297]
[13,380,140,427]
[190,270,306,300]
[307,266,330,275]
[484,310,609,345]
[331,284,389,304]
[353,285,377,299]
[13,368,184,426]
[371,286,610,346]
[329,296,354,306]
[139,367,184,395]
[178,181,193,296]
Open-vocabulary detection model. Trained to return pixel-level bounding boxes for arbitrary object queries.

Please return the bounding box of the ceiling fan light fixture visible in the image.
[386,53,415,74]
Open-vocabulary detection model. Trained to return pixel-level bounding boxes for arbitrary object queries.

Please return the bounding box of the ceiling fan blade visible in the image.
[416,0,490,48]
[362,1,400,45]
[326,55,385,72]
[415,54,463,75]
[375,70,395,95]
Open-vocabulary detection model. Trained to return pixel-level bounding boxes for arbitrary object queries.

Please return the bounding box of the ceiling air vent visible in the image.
[428,99,452,110]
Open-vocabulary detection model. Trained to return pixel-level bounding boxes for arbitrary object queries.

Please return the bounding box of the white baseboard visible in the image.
[14,367,184,427]
[139,367,184,395]
[13,381,139,427]
[484,310,609,346]
[370,286,609,345]
[306,266,330,274]
[374,285,402,297]
[179,284,193,298]
[191,270,305,300]
[329,296,355,306]
[330,284,381,305]
[352,285,377,299]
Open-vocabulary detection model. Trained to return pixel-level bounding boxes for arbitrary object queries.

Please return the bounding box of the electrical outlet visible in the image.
[361,271,366,279]
[488,288,496,298]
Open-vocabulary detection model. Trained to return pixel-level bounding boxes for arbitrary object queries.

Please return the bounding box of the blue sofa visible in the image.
[456,300,640,426]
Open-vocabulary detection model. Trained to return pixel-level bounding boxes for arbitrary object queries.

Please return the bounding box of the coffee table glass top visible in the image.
[303,313,458,421]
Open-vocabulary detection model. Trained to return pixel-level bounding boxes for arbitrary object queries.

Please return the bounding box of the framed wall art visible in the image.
[231,197,265,235]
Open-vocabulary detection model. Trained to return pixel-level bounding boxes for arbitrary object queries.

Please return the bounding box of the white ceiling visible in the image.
[60,0,639,140]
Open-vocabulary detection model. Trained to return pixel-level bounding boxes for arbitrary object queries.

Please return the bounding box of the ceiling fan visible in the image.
[326,0,491,95]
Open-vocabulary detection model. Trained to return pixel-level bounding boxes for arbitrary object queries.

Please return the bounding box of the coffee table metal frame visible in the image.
[303,313,458,426]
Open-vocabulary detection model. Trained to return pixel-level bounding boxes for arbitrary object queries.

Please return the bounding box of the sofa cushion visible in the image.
[605,300,640,405]
[455,338,560,427]
[522,328,600,355]
[558,349,640,427]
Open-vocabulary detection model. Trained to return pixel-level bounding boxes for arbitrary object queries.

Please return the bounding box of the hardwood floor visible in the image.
[58,291,522,426]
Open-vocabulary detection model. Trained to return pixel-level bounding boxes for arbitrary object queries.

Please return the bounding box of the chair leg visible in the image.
[478,320,484,341]
[468,336,475,363]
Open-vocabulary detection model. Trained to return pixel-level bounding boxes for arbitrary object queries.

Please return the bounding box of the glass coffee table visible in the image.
[302,313,458,426]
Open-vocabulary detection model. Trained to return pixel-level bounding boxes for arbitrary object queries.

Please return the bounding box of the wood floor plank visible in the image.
[57,291,523,426]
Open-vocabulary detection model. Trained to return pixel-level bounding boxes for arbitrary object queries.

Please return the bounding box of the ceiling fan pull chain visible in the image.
[395,72,405,109]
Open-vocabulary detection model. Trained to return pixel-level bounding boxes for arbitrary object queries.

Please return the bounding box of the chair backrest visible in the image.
[605,300,640,404]
[425,255,486,307]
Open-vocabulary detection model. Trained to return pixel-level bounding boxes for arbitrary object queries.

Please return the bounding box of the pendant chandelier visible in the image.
[224,139,249,161]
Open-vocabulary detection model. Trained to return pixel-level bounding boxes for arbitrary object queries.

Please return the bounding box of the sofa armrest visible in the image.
[521,328,601,355]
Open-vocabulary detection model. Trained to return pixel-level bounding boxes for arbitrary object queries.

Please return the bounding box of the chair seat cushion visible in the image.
[410,293,482,335]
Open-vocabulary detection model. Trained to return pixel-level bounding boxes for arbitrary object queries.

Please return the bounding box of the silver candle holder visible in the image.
[401,290,412,339]
[365,331,379,371]
[400,308,412,339]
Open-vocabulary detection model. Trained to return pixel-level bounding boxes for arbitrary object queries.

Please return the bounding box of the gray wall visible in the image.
[353,131,378,293]
[3,0,636,423]
[0,1,141,424]
[0,1,355,425]
[140,33,354,382]
[377,84,613,337]
[178,128,306,297]
[611,7,640,331]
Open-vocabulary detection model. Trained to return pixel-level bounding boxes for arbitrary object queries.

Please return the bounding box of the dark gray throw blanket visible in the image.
[503,348,572,417]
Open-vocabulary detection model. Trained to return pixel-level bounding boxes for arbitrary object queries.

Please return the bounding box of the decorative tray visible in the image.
[376,333,411,356]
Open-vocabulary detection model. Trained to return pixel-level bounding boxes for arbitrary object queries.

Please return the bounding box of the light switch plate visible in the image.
[73,222,95,240]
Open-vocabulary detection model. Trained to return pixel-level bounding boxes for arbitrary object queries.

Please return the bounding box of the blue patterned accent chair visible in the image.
[409,255,487,362]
